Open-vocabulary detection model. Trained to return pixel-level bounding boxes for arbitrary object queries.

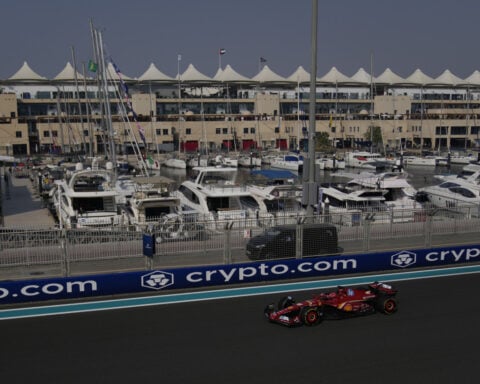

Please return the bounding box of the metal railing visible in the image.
[1,206,480,280]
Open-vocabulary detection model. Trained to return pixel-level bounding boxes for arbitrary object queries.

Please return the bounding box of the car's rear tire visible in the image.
[300,306,323,326]
[278,296,295,310]
[375,296,397,315]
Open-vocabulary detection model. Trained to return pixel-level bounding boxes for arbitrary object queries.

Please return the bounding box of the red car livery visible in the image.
[264,282,398,327]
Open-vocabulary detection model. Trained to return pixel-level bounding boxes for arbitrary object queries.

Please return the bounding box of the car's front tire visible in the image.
[300,306,323,326]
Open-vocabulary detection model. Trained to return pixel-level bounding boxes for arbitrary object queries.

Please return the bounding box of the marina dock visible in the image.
[0,168,55,228]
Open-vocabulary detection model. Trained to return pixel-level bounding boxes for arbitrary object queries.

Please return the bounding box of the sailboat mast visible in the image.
[369,52,374,153]
[71,46,87,156]
[297,77,300,151]
[148,81,158,158]
[81,62,94,158]
[177,54,182,156]
[97,29,117,175]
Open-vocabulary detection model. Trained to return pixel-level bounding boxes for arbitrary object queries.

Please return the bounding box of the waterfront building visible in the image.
[1,61,480,159]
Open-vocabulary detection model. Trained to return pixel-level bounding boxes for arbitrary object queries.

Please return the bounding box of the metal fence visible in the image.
[1,206,480,280]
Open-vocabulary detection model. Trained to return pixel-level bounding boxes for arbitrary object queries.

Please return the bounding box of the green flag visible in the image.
[88,60,98,73]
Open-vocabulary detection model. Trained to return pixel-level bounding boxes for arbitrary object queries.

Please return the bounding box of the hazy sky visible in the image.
[1,0,479,80]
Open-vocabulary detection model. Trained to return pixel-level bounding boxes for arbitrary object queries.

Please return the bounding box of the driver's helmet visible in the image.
[346,288,354,296]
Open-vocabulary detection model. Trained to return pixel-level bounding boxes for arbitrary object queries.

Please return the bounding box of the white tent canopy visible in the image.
[404,68,437,86]
[252,65,289,84]
[375,68,405,85]
[435,69,464,86]
[317,67,351,84]
[138,63,174,82]
[287,66,310,84]
[53,62,84,81]
[8,61,47,81]
[214,64,252,83]
[178,64,212,83]
[464,70,480,86]
[349,68,373,85]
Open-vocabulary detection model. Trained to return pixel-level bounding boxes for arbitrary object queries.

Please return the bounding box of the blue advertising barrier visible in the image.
[1,244,479,304]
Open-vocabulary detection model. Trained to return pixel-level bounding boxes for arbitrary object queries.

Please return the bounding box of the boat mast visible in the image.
[177,54,182,157]
[148,81,159,159]
[369,52,374,154]
[92,26,117,178]
[81,62,94,158]
[71,46,87,157]
[297,76,301,151]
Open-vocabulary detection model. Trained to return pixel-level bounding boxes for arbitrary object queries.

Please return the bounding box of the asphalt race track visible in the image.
[1,274,479,383]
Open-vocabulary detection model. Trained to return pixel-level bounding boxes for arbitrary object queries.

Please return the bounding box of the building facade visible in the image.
[1,66,479,158]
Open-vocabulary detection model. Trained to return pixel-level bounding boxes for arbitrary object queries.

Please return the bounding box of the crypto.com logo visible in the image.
[391,251,417,268]
[141,271,174,290]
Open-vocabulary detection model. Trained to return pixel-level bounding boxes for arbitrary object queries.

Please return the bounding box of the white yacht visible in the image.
[124,176,181,230]
[315,156,346,170]
[214,154,238,168]
[177,166,259,227]
[187,155,211,168]
[449,153,475,165]
[53,162,127,229]
[344,151,392,170]
[164,156,187,169]
[434,162,480,183]
[238,153,262,168]
[418,179,480,215]
[345,171,418,209]
[343,171,421,222]
[319,183,388,212]
[270,153,304,172]
[402,155,437,167]
[247,169,305,224]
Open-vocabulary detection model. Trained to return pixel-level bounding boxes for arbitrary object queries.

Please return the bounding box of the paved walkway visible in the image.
[0,169,56,228]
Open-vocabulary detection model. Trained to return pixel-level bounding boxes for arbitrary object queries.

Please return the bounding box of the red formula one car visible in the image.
[264,282,398,327]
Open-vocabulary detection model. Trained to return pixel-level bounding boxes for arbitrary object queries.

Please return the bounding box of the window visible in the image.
[216,128,221,134]
[163,129,169,135]
[185,128,191,135]
[15,131,22,138]
[156,129,161,135]
[250,127,255,134]
[43,131,50,138]
[222,128,228,134]
[243,127,249,134]
[83,130,89,137]
[435,126,448,135]
[451,126,467,135]
[331,127,336,133]
[274,126,280,133]
[52,130,58,137]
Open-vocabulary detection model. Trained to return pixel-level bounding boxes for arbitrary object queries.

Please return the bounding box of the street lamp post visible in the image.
[304,0,319,219]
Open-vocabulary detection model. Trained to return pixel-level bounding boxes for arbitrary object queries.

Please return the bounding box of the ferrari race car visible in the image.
[264,282,398,327]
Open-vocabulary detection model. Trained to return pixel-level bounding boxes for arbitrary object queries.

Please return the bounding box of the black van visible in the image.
[246,223,341,260]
